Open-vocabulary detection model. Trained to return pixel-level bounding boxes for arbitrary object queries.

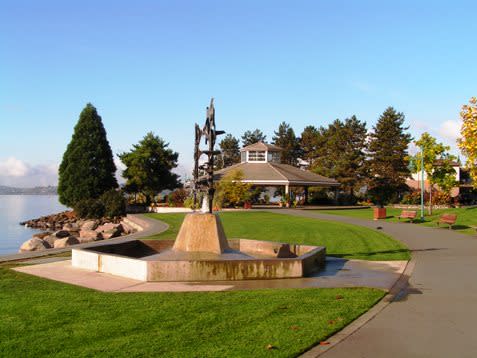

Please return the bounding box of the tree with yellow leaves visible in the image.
[458,97,477,187]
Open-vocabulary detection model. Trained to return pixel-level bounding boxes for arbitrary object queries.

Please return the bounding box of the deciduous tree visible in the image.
[458,97,477,186]
[411,132,458,212]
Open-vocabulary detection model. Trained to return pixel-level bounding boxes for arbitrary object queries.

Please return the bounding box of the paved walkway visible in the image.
[273,209,477,358]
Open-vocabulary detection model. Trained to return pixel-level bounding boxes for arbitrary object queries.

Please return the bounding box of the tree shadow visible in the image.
[331,247,446,259]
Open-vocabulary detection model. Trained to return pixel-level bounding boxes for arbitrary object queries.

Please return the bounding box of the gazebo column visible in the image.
[285,184,289,194]
[304,187,309,205]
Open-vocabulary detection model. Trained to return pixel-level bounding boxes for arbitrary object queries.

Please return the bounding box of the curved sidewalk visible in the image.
[274,209,477,358]
[0,214,168,263]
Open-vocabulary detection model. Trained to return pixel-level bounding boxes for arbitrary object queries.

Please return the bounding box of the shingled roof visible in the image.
[212,162,339,187]
[239,141,283,152]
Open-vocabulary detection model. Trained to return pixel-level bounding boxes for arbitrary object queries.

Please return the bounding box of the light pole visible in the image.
[420,145,425,221]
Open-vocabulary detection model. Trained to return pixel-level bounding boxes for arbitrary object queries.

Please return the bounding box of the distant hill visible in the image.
[0,185,58,195]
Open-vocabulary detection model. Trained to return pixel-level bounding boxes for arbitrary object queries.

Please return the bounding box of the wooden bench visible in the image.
[437,214,457,229]
[398,210,417,223]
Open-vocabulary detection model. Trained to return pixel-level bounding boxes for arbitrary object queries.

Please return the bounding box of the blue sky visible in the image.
[0,0,475,186]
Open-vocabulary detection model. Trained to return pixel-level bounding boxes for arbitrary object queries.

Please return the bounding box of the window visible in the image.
[248,151,266,162]
[267,151,281,163]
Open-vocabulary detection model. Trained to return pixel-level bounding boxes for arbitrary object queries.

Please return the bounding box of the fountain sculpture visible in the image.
[72,99,326,281]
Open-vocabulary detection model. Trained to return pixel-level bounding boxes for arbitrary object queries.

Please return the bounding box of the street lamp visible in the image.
[420,145,425,221]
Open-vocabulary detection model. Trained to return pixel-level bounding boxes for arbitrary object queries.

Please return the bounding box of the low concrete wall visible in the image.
[148,207,194,213]
[72,238,326,282]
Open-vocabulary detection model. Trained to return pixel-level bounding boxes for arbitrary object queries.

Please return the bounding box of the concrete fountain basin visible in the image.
[72,238,326,282]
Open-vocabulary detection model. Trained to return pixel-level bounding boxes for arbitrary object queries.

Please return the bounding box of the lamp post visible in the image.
[420,145,425,221]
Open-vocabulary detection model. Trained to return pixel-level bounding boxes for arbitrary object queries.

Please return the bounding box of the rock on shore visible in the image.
[18,211,136,253]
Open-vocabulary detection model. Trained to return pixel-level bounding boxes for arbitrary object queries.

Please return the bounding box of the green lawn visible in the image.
[145,211,410,261]
[0,263,385,357]
[317,207,477,235]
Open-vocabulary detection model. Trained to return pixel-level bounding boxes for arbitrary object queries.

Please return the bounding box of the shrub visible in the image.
[74,199,105,219]
[100,189,126,218]
[170,188,188,206]
[215,170,251,208]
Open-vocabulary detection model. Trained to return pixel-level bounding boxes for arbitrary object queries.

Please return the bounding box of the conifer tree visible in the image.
[241,129,267,146]
[58,103,118,207]
[118,132,180,203]
[300,125,319,165]
[367,107,412,206]
[311,116,367,198]
[272,122,301,165]
[218,134,240,168]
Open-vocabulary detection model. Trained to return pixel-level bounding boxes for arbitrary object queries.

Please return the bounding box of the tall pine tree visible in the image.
[241,129,267,147]
[58,103,118,207]
[272,122,301,165]
[367,107,412,206]
[311,116,367,198]
[118,132,180,203]
[218,134,240,168]
[300,125,319,166]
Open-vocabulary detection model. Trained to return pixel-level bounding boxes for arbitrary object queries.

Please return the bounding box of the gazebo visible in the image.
[213,141,339,202]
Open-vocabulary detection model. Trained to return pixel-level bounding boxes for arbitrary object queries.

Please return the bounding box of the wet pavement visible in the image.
[13,256,407,292]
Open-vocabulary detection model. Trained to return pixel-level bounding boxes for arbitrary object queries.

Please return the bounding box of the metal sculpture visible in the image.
[193,98,225,213]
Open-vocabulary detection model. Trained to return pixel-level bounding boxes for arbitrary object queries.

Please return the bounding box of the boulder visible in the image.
[54,236,80,249]
[96,223,122,239]
[119,220,134,234]
[81,220,98,231]
[53,230,70,238]
[80,229,103,241]
[19,238,51,253]
[32,231,52,239]
[63,222,79,231]
[43,235,58,247]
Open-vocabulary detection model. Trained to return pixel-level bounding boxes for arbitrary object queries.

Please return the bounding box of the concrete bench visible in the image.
[437,214,457,229]
[398,210,417,223]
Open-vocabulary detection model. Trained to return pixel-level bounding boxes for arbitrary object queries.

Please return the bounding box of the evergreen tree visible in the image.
[218,134,240,168]
[58,103,118,207]
[311,116,367,198]
[300,125,319,165]
[241,129,267,147]
[272,122,301,165]
[367,107,412,206]
[118,132,180,203]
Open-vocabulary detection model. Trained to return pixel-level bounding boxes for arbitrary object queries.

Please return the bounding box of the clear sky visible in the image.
[1,0,475,186]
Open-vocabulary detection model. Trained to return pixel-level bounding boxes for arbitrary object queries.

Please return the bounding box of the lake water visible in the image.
[0,195,68,256]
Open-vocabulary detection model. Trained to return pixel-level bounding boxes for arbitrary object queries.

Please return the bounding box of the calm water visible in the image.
[0,195,68,255]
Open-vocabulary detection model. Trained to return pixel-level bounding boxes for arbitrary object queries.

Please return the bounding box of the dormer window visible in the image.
[240,141,284,163]
[248,151,266,162]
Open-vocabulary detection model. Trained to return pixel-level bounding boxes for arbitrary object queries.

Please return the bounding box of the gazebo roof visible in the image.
[240,141,283,152]
[213,162,340,187]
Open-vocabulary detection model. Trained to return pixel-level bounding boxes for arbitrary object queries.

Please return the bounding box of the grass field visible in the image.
[145,211,410,261]
[0,262,385,357]
[316,207,477,235]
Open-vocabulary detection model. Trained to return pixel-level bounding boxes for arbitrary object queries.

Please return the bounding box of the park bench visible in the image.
[437,213,457,229]
[398,210,417,223]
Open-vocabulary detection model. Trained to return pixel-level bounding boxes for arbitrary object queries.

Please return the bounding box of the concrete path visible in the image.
[0,214,168,263]
[273,209,477,358]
